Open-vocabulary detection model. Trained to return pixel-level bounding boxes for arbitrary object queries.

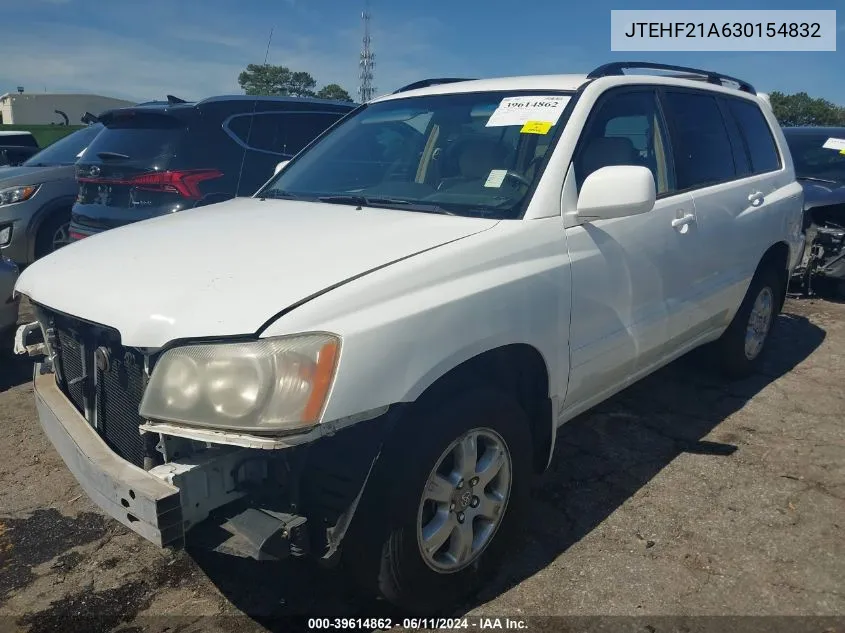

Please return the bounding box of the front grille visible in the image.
[55,329,86,414]
[97,347,147,468]
[48,311,150,468]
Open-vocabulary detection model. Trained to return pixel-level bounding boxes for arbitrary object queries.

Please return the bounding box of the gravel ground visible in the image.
[0,297,843,633]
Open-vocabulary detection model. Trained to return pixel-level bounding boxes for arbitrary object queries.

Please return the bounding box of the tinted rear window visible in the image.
[0,132,37,147]
[662,91,735,190]
[83,113,186,168]
[727,99,781,174]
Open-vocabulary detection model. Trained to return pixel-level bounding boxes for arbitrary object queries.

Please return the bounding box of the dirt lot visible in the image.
[0,297,843,633]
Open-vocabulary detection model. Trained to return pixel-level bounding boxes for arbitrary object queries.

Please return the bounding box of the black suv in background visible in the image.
[69,95,356,240]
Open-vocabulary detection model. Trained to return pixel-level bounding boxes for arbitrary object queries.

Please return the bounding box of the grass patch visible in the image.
[0,124,83,148]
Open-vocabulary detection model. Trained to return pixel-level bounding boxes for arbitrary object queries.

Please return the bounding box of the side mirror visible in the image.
[274,160,290,176]
[576,165,656,221]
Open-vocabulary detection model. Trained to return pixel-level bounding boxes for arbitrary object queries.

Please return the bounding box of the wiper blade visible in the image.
[318,195,455,215]
[259,189,310,201]
[797,176,839,185]
[96,151,130,160]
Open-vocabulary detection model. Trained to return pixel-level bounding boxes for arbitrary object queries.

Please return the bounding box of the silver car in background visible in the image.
[0,123,103,266]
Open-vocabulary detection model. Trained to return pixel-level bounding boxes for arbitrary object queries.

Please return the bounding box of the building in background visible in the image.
[0,91,134,125]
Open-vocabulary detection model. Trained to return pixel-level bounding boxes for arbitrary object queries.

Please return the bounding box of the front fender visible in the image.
[261,219,573,424]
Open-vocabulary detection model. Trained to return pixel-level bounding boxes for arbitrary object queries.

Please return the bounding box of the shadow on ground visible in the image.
[184,310,826,630]
[0,352,34,392]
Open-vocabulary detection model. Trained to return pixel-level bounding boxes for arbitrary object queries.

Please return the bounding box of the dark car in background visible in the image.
[0,123,104,265]
[69,95,356,240]
[783,126,845,295]
[0,130,40,167]
[0,254,19,349]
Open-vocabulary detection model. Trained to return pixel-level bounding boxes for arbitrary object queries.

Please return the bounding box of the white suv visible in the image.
[15,62,804,613]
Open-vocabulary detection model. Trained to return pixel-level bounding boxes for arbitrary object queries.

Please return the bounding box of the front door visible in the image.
[560,87,695,417]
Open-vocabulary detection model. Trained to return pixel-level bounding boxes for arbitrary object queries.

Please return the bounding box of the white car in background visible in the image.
[14,62,803,612]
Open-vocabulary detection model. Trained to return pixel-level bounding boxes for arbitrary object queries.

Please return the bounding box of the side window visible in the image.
[720,101,752,178]
[283,112,344,155]
[727,99,781,174]
[225,115,252,144]
[574,90,672,195]
[662,91,735,190]
[246,113,286,154]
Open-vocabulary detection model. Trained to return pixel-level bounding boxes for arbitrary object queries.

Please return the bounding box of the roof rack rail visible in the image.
[393,78,475,94]
[586,62,756,94]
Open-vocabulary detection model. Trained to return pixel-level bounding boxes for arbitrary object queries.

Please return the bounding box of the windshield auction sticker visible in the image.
[610,10,836,51]
[822,138,845,152]
[486,96,571,128]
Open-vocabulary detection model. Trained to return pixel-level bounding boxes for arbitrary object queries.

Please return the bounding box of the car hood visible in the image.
[16,197,499,347]
[0,164,74,186]
[800,180,845,210]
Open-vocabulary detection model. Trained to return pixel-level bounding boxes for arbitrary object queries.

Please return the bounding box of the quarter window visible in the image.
[662,91,735,190]
[727,99,781,174]
[230,111,344,156]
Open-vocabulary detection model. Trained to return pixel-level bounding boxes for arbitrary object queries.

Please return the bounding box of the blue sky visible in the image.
[1,0,842,104]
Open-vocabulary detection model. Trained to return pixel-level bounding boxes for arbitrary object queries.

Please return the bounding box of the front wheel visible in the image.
[35,212,71,260]
[345,390,532,613]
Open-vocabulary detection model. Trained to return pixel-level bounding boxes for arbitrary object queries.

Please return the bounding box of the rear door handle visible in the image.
[671,213,696,229]
[748,191,764,206]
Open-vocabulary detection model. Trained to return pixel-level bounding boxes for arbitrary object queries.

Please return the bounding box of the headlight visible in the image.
[139,333,340,433]
[0,184,40,206]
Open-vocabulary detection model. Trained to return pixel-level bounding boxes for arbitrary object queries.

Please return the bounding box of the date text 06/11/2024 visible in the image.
[306,617,529,630]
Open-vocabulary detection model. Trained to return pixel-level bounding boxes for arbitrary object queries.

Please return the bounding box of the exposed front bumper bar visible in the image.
[33,363,185,547]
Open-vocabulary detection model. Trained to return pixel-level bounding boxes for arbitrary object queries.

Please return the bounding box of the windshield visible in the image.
[784,132,845,184]
[23,124,104,167]
[258,90,574,218]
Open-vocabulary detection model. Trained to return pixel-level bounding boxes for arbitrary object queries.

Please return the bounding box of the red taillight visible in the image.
[78,169,223,200]
[69,230,88,240]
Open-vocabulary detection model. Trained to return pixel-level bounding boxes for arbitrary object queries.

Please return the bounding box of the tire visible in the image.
[715,265,783,379]
[345,389,532,614]
[35,212,71,260]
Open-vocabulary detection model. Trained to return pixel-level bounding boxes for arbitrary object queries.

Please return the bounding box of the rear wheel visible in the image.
[35,212,71,260]
[345,389,532,613]
[715,266,783,379]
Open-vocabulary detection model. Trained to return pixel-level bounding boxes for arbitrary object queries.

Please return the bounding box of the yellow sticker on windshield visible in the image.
[840,149,845,155]
[520,121,552,135]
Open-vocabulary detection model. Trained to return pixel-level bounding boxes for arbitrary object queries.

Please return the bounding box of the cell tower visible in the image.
[358,5,376,102]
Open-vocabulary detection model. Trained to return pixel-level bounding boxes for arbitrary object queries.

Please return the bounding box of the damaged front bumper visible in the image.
[33,363,185,547]
[32,361,396,561]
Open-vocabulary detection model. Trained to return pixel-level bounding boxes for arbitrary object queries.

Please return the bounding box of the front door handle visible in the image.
[748,191,764,206]
[671,213,696,229]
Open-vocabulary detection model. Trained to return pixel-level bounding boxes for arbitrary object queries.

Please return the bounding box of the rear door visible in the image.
[658,88,745,341]
[661,89,788,335]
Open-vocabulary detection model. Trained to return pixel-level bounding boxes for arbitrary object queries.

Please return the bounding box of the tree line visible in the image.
[239,64,845,127]
[238,63,353,102]
[769,91,845,127]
